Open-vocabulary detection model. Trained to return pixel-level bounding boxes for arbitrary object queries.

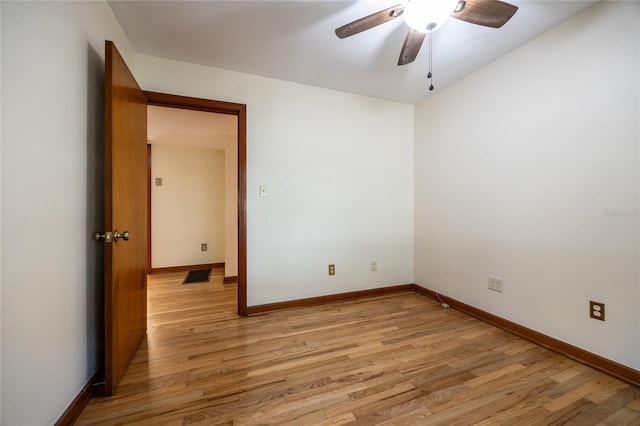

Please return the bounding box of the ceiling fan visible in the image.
[335,0,518,66]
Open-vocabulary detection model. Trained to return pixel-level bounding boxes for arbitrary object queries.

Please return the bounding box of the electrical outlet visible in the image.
[201,243,207,252]
[488,276,503,293]
[590,301,605,321]
[371,261,377,272]
[328,264,335,276]
[155,177,162,186]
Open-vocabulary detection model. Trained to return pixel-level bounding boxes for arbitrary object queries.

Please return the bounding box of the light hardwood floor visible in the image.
[77,270,640,425]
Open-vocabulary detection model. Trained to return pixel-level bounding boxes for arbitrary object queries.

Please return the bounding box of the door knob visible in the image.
[94,230,129,242]
[113,230,130,241]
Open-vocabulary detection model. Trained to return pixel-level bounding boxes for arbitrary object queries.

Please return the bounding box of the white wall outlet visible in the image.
[371,261,377,272]
[590,301,605,321]
[488,276,503,293]
[259,185,268,197]
[328,264,335,276]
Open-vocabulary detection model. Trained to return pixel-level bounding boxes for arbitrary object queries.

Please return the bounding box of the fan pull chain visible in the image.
[427,30,434,91]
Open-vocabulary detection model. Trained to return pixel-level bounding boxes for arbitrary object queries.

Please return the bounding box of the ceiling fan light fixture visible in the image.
[403,0,459,33]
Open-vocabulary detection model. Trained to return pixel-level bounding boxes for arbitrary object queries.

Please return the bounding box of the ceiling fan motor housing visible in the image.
[403,0,460,33]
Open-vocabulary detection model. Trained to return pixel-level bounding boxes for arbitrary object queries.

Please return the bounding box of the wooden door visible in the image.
[104,40,148,395]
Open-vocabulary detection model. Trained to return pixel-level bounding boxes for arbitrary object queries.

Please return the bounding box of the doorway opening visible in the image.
[145,92,247,315]
[147,107,237,279]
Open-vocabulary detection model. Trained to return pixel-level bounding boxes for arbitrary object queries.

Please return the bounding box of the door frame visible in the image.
[144,91,248,316]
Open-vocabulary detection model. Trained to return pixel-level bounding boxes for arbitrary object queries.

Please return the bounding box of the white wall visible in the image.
[414,1,639,370]
[152,145,225,268]
[0,1,134,424]
[135,55,415,306]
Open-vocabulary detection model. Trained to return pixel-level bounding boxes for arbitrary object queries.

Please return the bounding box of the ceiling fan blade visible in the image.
[335,4,405,39]
[451,0,518,28]
[398,28,426,66]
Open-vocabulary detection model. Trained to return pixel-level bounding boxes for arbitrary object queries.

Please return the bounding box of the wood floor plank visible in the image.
[76,270,640,425]
[544,375,614,412]
[596,407,640,425]
[568,387,640,425]
[628,396,640,411]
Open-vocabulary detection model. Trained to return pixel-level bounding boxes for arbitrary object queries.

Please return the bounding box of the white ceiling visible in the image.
[147,105,237,149]
[109,0,599,104]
